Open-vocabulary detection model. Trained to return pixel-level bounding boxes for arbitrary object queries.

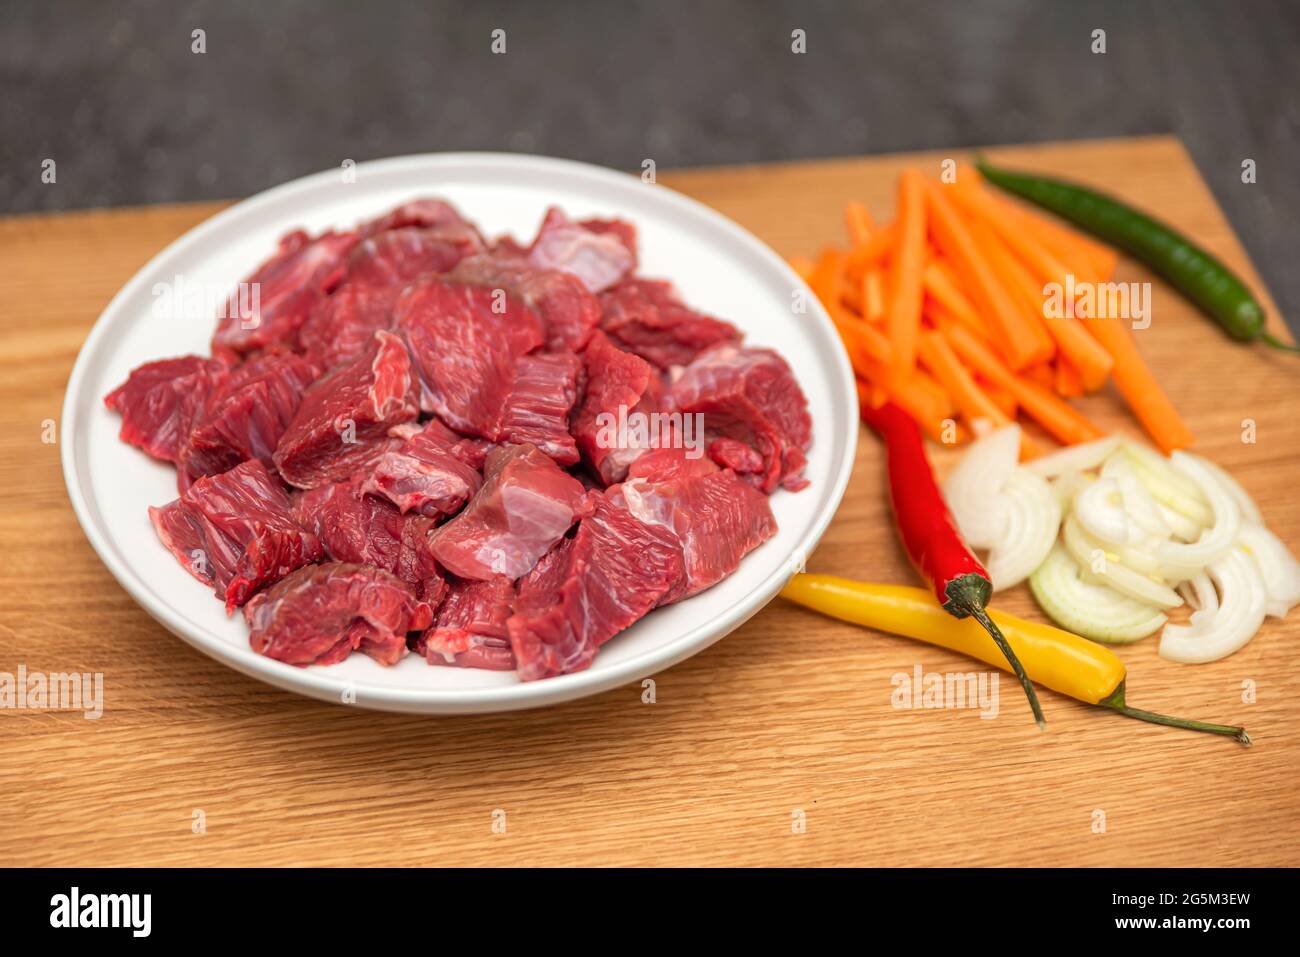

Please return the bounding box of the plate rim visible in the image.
[60,151,857,714]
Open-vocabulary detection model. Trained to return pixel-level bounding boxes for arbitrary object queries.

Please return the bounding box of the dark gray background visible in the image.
[3,0,1296,324]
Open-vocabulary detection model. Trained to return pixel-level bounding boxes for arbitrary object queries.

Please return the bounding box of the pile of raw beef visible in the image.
[105,199,812,680]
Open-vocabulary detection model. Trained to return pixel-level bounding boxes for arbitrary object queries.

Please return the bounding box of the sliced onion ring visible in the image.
[1029,544,1167,644]
[1024,435,1119,479]
[985,469,1061,591]
[1062,515,1183,609]
[942,424,1020,549]
[1159,547,1267,664]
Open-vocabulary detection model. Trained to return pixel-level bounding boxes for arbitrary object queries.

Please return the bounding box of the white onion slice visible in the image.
[1101,455,1172,542]
[1073,476,1129,545]
[1050,470,1089,514]
[1157,503,1203,542]
[1177,571,1219,616]
[1238,523,1300,618]
[1029,544,1167,644]
[1188,453,1263,526]
[1159,547,1267,663]
[1024,435,1120,479]
[942,424,1020,548]
[1153,452,1242,581]
[1062,515,1184,609]
[985,469,1061,591]
[1121,441,1214,526]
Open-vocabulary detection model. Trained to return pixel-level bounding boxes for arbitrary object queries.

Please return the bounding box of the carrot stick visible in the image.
[1054,356,1084,398]
[810,250,893,368]
[918,328,1040,455]
[887,170,927,370]
[977,377,1018,418]
[845,201,876,247]
[863,268,886,323]
[945,322,1106,446]
[840,275,863,315]
[924,181,1055,370]
[948,184,1115,390]
[966,178,1118,281]
[845,222,897,276]
[922,259,987,337]
[962,214,1057,364]
[1022,361,1055,390]
[1081,315,1193,452]
[923,296,991,346]
[860,361,960,444]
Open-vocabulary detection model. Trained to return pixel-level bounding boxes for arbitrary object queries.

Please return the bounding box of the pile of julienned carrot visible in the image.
[790,169,1195,456]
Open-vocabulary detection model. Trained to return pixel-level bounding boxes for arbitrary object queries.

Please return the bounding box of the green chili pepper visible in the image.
[975,158,1296,353]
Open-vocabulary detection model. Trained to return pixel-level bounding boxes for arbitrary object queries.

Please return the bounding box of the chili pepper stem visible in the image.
[1098,684,1250,746]
[963,602,1047,731]
[1261,332,1300,353]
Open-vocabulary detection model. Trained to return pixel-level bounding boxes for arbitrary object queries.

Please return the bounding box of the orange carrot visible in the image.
[963,214,1057,364]
[1022,361,1055,390]
[918,328,1034,449]
[845,201,876,247]
[1081,315,1193,452]
[887,170,927,370]
[845,222,897,276]
[968,179,1118,281]
[948,184,1115,390]
[923,296,991,347]
[922,259,987,337]
[977,377,1018,418]
[1054,357,1085,398]
[809,250,892,368]
[860,361,960,444]
[924,181,1054,370]
[863,268,886,323]
[945,323,1106,445]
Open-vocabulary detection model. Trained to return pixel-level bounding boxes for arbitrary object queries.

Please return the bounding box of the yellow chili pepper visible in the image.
[781,574,1249,745]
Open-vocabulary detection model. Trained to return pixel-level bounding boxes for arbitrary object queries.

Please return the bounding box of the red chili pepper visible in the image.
[859,400,1045,728]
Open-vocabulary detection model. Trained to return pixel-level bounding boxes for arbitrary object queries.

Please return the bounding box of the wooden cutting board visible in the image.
[1,136,1296,867]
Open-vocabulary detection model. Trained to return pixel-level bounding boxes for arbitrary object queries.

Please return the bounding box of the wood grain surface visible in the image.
[1,136,1297,867]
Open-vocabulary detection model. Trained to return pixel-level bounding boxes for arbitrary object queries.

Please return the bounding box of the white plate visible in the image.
[62,152,856,714]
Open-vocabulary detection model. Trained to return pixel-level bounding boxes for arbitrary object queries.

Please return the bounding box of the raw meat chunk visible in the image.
[346,225,482,288]
[430,444,592,581]
[390,418,494,470]
[299,284,400,369]
[359,198,480,238]
[212,230,357,356]
[599,279,740,369]
[356,425,483,518]
[244,563,433,667]
[178,352,320,485]
[498,352,581,465]
[627,444,719,484]
[418,575,516,671]
[449,254,602,351]
[612,459,776,600]
[668,345,812,493]
[708,436,765,477]
[149,460,323,612]
[507,493,685,680]
[572,331,663,484]
[273,330,419,489]
[578,217,638,268]
[394,278,543,438]
[104,355,223,463]
[527,208,634,293]
[293,478,406,571]
[396,515,446,604]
